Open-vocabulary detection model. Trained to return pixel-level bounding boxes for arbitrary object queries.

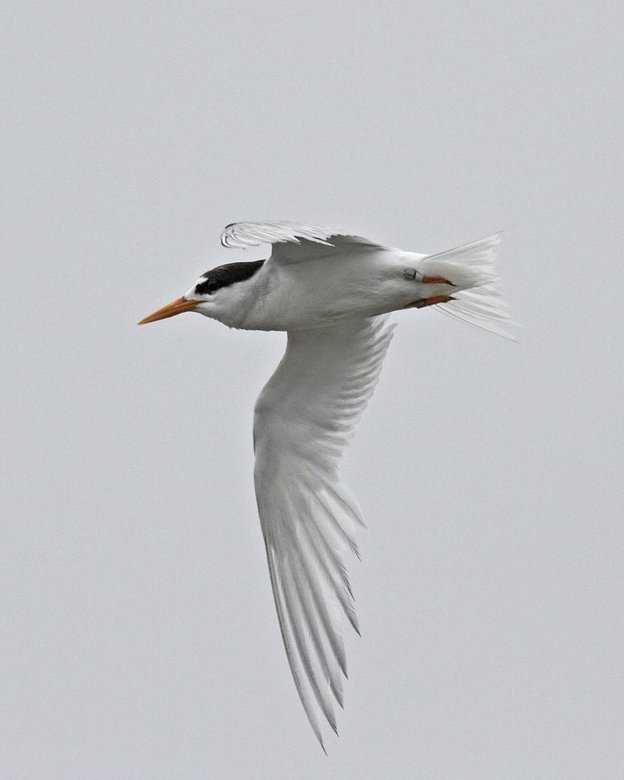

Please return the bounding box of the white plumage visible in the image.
[254,316,394,747]
[139,221,515,750]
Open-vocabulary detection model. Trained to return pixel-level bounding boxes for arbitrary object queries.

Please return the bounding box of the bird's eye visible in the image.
[196,278,220,295]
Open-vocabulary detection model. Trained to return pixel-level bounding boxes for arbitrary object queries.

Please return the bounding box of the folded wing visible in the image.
[253,316,395,750]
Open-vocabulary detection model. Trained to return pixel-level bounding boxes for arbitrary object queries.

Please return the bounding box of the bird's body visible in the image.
[215,245,423,330]
[139,221,515,750]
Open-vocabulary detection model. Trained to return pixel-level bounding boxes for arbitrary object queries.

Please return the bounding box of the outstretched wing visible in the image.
[253,316,395,750]
[220,221,388,263]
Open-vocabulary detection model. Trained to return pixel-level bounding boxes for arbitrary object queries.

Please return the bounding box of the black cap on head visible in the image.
[195,259,265,295]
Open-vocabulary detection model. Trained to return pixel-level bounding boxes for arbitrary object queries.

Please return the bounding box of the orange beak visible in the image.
[138,296,199,325]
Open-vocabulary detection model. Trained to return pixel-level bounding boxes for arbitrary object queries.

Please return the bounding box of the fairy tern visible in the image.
[139,221,514,750]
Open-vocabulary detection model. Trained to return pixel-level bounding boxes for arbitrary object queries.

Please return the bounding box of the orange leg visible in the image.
[404,295,455,309]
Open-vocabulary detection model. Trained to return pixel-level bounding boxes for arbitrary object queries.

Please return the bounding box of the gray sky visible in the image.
[3,1,623,777]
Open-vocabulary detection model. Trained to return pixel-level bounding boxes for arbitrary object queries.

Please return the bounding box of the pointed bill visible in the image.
[138,297,198,325]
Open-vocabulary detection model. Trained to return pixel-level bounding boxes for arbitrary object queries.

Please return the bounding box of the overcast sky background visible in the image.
[3,2,623,778]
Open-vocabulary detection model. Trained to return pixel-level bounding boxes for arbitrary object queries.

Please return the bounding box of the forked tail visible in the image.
[421,233,518,340]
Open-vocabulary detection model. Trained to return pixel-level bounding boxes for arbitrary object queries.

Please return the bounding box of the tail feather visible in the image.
[422,233,518,341]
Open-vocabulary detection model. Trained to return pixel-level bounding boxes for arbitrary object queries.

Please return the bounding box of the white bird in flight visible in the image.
[139,221,514,751]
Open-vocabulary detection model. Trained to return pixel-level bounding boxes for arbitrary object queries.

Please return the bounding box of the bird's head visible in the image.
[138,259,265,326]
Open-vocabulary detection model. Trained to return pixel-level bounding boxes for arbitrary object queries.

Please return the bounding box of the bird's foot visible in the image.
[404,295,455,309]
